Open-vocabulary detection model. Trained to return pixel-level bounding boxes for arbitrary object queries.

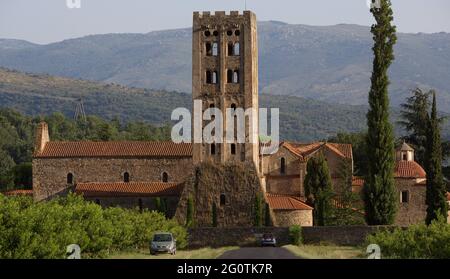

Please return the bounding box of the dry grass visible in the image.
[283,244,365,259]
[109,246,239,259]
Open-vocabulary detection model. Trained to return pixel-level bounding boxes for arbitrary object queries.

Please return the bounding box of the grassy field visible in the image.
[283,245,365,259]
[109,246,239,259]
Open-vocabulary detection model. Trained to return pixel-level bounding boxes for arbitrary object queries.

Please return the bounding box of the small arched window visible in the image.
[212,43,218,56]
[67,173,73,184]
[234,42,240,55]
[211,144,216,155]
[220,194,226,206]
[123,172,130,183]
[162,172,169,182]
[280,158,286,175]
[227,69,233,83]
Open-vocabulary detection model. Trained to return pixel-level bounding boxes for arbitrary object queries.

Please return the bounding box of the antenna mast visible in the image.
[74,96,87,122]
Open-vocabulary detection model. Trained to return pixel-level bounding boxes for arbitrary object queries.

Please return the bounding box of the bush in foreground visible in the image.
[289,225,303,246]
[367,216,450,258]
[0,193,186,259]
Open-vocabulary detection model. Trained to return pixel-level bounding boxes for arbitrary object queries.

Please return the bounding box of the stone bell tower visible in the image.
[192,11,259,168]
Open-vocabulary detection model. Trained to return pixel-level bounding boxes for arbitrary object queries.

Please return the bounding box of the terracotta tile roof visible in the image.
[352,176,365,187]
[281,142,306,160]
[266,194,313,210]
[34,141,192,158]
[75,182,183,197]
[394,161,426,178]
[281,142,352,160]
[1,189,33,196]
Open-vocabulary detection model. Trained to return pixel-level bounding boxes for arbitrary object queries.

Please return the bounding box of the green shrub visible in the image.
[289,225,303,246]
[264,203,272,227]
[367,216,450,258]
[186,195,194,228]
[0,193,187,258]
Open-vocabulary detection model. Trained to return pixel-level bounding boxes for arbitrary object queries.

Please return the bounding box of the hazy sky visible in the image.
[1,0,449,44]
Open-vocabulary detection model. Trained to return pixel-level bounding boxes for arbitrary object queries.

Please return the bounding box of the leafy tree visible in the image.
[398,88,450,166]
[363,0,398,225]
[330,158,365,225]
[0,150,15,190]
[304,153,334,226]
[328,132,368,176]
[211,202,218,227]
[425,93,449,224]
[186,195,194,228]
[12,162,32,189]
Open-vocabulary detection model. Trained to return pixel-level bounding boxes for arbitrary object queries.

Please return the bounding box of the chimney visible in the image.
[34,122,49,156]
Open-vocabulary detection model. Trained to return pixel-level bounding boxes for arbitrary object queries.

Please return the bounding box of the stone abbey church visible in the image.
[31,11,429,227]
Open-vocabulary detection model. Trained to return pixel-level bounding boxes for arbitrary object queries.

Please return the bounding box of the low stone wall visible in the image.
[188,227,290,249]
[188,226,395,248]
[302,226,394,246]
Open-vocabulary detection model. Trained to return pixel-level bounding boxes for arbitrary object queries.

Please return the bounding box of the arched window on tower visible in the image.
[227,69,233,83]
[206,71,212,84]
[234,42,240,56]
[231,103,237,140]
[206,42,212,56]
[228,43,234,56]
[231,143,236,155]
[212,71,218,84]
[162,172,168,182]
[212,43,218,56]
[233,70,239,83]
[67,173,73,184]
[280,158,286,175]
[123,172,130,183]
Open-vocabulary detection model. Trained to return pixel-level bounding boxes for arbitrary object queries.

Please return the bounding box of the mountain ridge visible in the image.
[0,22,449,111]
[2,67,450,142]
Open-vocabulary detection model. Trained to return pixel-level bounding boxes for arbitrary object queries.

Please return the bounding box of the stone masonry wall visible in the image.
[394,179,427,226]
[273,209,313,227]
[33,157,192,201]
[175,162,263,227]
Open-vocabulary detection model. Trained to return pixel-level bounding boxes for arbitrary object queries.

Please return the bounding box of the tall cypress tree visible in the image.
[304,153,334,226]
[363,0,398,225]
[425,93,448,224]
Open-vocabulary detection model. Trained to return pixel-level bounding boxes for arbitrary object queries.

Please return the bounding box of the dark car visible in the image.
[150,232,177,255]
[260,233,277,247]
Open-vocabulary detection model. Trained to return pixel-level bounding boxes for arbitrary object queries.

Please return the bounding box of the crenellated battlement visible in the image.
[194,11,252,18]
